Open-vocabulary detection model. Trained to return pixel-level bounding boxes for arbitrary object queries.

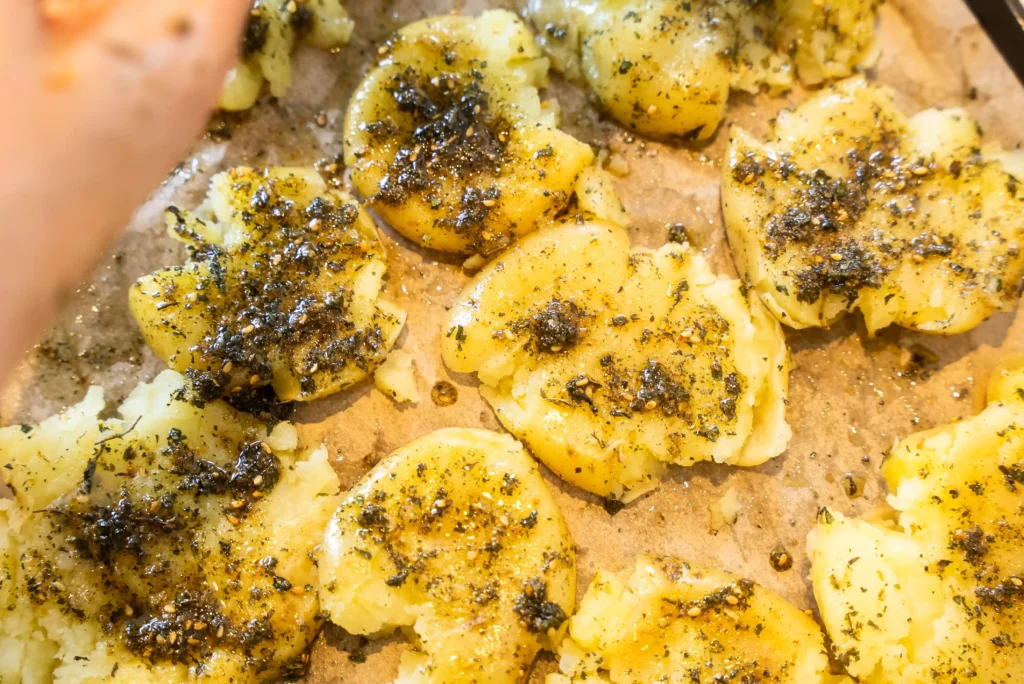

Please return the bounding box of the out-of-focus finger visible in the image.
[41,0,118,34]
[1,0,41,71]
[0,0,250,385]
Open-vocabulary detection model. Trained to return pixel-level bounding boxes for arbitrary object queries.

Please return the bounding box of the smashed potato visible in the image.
[808,362,1024,682]
[527,0,879,140]
[547,555,847,684]
[319,428,575,683]
[0,370,340,683]
[220,0,354,111]
[374,349,419,403]
[441,196,790,502]
[724,77,1024,334]
[130,166,405,404]
[343,10,594,255]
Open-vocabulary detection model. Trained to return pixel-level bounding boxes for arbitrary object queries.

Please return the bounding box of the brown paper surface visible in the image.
[2,0,1023,681]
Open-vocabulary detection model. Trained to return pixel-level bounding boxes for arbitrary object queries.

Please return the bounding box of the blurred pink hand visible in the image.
[0,0,249,384]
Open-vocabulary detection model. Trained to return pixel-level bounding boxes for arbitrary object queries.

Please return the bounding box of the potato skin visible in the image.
[344,10,594,255]
[547,555,845,684]
[130,166,405,404]
[319,428,575,684]
[723,77,1024,335]
[441,211,790,501]
[809,363,1024,683]
[0,370,340,684]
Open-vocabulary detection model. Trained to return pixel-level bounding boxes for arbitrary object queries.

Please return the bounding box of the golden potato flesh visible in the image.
[343,10,595,255]
[547,555,846,684]
[440,214,790,502]
[526,0,879,140]
[319,428,575,684]
[130,167,406,404]
[808,363,1024,683]
[724,77,1024,335]
[220,0,354,111]
[0,370,341,683]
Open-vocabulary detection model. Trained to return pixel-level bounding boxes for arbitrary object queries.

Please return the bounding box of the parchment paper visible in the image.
[3,0,1023,681]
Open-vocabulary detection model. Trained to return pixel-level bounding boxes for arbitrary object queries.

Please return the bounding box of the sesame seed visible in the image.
[687,606,702,617]
[253,474,265,486]
[124,605,134,617]
[830,253,843,261]
[271,254,282,266]
[726,595,739,605]
[308,218,322,231]
[222,361,233,373]
[229,500,244,510]
[465,126,474,138]
[52,581,66,592]
[217,625,225,638]
[743,173,755,184]
[912,166,929,176]
[163,604,176,614]
[226,515,240,525]
[1013,577,1023,587]
[252,490,264,499]
[169,631,178,645]
[647,104,658,114]
[241,324,255,335]
[644,400,658,411]
[249,374,261,385]
[482,199,497,207]
[150,500,161,513]
[290,586,306,596]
